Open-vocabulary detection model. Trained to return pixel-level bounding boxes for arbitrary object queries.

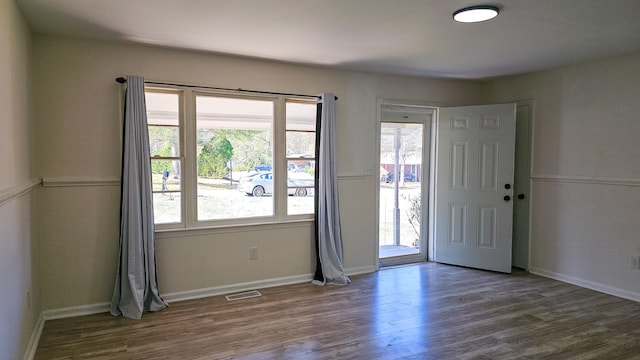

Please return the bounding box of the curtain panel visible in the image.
[111,75,167,319]
[312,93,350,286]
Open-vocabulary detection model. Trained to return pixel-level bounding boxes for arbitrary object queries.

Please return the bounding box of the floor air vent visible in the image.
[225,290,262,301]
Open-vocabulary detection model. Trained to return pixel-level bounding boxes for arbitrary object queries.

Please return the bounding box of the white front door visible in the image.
[435,104,516,273]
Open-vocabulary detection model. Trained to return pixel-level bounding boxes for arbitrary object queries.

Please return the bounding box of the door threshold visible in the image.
[379,254,426,268]
[380,261,430,270]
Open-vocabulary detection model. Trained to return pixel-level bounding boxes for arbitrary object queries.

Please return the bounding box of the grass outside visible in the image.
[152,173,314,223]
[379,181,422,250]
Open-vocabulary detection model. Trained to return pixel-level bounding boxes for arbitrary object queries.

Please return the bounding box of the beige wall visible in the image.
[0,0,39,358]
[33,35,483,310]
[484,53,640,299]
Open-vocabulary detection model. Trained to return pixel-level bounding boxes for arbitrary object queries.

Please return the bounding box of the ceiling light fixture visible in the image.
[453,5,499,23]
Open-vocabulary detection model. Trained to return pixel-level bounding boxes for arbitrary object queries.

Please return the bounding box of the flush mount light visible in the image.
[453,5,499,23]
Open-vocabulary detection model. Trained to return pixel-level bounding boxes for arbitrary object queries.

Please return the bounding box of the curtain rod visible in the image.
[114,77,337,100]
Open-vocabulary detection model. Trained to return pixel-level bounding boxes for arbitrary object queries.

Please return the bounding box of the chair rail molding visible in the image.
[0,178,41,207]
[42,176,120,188]
[531,174,640,187]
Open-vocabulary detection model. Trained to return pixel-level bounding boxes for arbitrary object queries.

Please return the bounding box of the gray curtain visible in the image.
[111,75,167,319]
[312,93,350,286]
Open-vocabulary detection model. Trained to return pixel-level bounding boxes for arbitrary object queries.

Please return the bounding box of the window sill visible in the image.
[155,218,314,239]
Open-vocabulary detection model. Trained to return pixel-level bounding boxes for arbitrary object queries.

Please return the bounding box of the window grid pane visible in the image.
[153,193,181,224]
[148,126,180,157]
[146,92,180,126]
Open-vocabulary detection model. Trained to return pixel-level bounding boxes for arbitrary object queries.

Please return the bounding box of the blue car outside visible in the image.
[383,172,416,183]
[253,164,272,172]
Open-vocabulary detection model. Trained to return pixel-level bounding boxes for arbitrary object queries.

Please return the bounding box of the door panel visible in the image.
[449,141,468,190]
[448,203,466,245]
[435,103,516,273]
[480,140,498,191]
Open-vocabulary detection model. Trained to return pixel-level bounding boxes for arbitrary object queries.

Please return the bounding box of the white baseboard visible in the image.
[38,274,315,320]
[25,265,377,359]
[164,266,376,303]
[346,265,376,276]
[42,302,110,321]
[40,266,378,320]
[163,273,315,303]
[529,266,640,303]
[22,313,45,360]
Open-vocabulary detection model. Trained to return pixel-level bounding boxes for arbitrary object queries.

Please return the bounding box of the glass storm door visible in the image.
[378,105,432,266]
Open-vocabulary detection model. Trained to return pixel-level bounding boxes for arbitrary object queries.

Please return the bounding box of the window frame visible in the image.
[147,85,316,231]
[284,99,318,215]
[146,87,186,228]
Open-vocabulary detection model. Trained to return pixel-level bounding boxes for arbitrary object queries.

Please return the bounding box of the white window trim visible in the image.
[147,86,316,232]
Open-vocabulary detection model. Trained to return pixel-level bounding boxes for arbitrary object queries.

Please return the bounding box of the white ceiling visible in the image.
[16,0,640,79]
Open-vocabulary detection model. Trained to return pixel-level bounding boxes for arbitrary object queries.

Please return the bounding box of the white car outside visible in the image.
[238,172,314,197]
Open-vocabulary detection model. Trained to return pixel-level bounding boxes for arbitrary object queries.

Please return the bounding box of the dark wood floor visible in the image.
[35,262,640,359]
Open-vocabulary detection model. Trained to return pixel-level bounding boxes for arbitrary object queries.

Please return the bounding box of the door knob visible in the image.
[517,194,526,200]
[504,195,511,201]
[504,184,511,189]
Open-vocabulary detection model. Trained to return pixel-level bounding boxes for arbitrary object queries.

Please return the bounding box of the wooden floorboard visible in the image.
[34,263,640,359]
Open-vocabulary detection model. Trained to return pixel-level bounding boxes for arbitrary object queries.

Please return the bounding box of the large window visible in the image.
[146,87,316,229]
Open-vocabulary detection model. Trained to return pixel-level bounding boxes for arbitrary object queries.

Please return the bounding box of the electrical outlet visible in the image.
[250,247,258,260]
[631,255,640,269]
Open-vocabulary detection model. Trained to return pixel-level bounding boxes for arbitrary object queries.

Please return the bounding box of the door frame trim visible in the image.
[516,99,536,271]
